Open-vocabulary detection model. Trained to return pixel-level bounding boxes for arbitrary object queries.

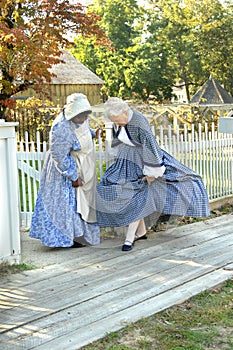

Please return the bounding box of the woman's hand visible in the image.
[95,128,102,138]
[142,176,155,185]
[72,177,83,187]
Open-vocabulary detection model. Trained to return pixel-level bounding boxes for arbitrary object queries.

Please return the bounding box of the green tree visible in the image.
[147,0,233,99]
[72,0,233,101]
[73,0,151,100]
[123,41,174,100]
[147,0,204,102]
[191,0,233,94]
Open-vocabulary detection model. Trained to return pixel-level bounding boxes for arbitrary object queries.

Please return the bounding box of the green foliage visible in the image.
[96,0,142,50]
[8,97,59,142]
[191,0,233,94]
[0,0,109,119]
[124,43,174,100]
[72,0,233,101]
[145,0,233,98]
[72,0,154,100]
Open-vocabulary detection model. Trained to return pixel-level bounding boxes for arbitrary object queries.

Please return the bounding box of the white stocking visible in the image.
[124,219,141,245]
[135,219,146,239]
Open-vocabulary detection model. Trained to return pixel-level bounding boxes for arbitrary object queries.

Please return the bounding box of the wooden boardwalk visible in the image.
[0,214,233,350]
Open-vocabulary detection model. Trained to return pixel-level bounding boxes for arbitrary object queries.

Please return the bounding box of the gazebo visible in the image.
[190,75,233,116]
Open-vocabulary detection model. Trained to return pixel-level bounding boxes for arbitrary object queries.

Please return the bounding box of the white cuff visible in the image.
[143,164,165,178]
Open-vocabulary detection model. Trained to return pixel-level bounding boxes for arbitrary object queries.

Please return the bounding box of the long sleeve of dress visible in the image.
[138,120,166,177]
[133,115,164,167]
[50,121,81,181]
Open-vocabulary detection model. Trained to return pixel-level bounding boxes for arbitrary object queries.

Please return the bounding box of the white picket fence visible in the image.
[17,122,233,229]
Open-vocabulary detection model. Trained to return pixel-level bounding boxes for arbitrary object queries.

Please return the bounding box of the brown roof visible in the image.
[49,51,105,85]
[190,75,233,105]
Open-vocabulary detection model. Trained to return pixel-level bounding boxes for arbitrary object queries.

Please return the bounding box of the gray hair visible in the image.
[104,97,130,119]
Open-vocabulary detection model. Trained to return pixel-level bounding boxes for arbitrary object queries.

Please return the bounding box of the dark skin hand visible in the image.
[72,177,83,187]
[95,128,102,138]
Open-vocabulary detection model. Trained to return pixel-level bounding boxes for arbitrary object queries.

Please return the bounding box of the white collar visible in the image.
[128,109,133,122]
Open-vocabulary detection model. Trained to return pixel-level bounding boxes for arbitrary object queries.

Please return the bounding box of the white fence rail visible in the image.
[17,122,233,229]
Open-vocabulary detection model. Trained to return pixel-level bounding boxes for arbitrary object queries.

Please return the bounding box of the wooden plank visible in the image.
[1,226,232,315]
[2,268,231,350]
[0,258,182,327]
[1,241,231,336]
[158,213,233,238]
[37,269,233,350]
[4,214,233,290]
[170,231,233,258]
[0,221,231,308]
[0,245,232,348]
[0,217,232,348]
[2,244,232,327]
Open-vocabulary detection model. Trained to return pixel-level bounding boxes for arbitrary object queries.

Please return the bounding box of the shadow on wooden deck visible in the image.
[0,214,233,350]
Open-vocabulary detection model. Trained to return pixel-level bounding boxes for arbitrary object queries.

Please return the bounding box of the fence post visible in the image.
[0,120,21,264]
[105,121,113,141]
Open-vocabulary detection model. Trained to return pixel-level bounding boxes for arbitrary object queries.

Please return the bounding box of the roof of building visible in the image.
[48,51,105,85]
[190,75,233,105]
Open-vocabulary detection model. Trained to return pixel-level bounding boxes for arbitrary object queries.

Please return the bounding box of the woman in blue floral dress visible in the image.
[96,97,210,251]
[30,93,100,248]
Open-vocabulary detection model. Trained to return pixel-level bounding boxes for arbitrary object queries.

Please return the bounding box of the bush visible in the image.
[7,97,60,142]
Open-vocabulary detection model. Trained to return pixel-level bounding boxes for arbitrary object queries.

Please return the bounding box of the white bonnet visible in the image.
[104,97,130,119]
[65,93,92,120]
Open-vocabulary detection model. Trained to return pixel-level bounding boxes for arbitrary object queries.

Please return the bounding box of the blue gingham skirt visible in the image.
[96,144,210,227]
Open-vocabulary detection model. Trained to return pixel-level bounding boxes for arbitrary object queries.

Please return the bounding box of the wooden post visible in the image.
[0,120,20,264]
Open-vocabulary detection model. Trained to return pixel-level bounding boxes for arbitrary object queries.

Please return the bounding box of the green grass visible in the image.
[80,279,233,350]
[0,262,37,277]
[18,169,39,211]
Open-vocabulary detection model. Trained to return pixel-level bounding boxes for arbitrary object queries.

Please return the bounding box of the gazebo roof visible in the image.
[48,51,105,85]
[190,75,233,105]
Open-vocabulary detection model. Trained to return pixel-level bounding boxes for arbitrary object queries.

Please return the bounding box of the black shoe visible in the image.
[70,241,86,248]
[134,233,148,242]
[122,244,133,251]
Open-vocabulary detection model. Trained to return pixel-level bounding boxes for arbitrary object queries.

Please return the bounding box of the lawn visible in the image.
[81,279,233,350]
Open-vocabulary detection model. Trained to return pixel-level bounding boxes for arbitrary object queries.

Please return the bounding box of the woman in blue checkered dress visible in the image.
[96,97,210,251]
